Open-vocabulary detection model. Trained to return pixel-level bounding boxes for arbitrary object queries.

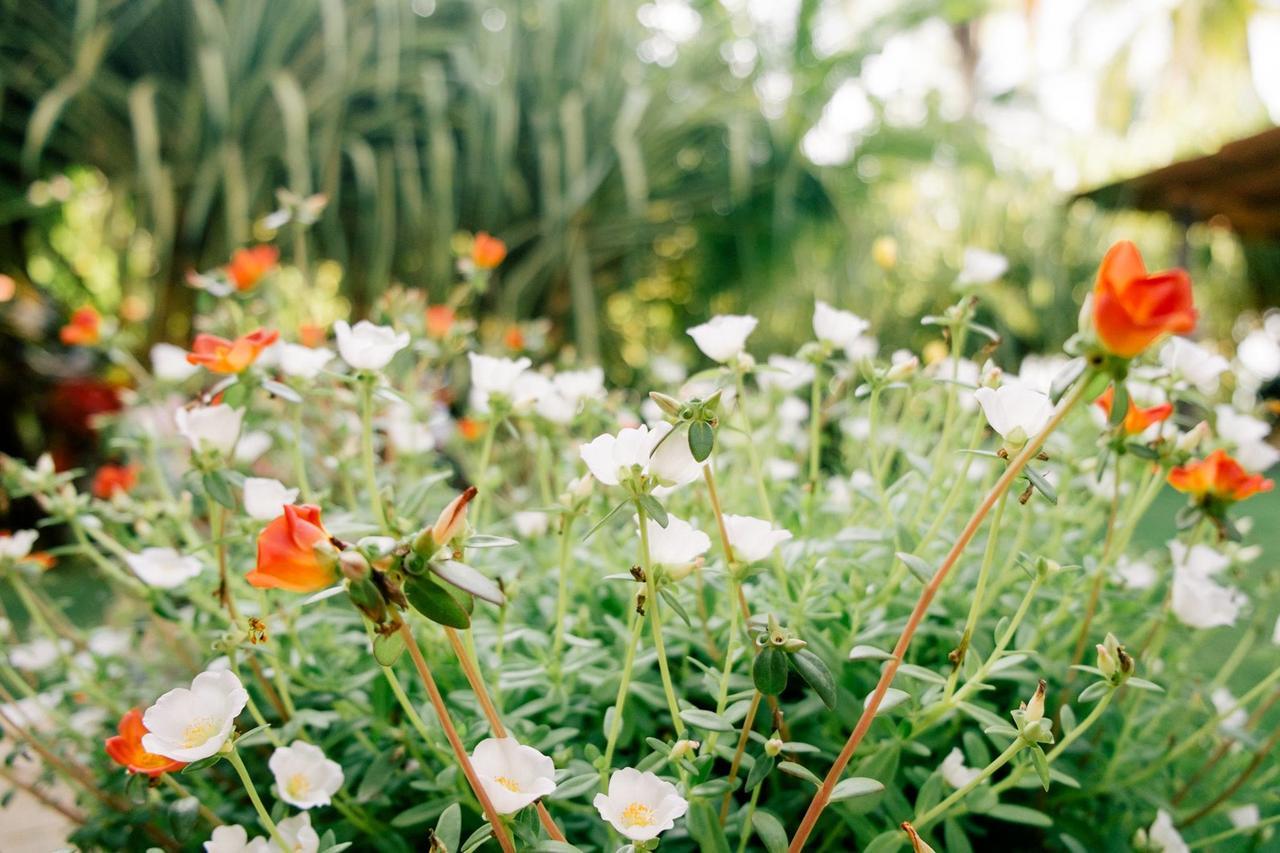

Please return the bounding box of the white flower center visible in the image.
[494,775,521,792]
[621,801,655,828]
[181,717,219,748]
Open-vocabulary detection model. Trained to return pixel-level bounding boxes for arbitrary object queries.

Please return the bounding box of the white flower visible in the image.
[687,314,757,363]
[383,403,438,454]
[642,514,711,571]
[234,430,273,465]
[514,511,549,538]
[925,358,981,411]
[956,247,1009,285]
[125,547,204,589]
[333,320,410,370]
[722,514,792,563]
[0,529,39,560]
[468,353,533,413]
[470,736,557,815]
[151,343,200,382]
[757,355,814,393]
[1113,556,1157,590]
[813,301,870,350]
[765,457,800,480]
[142,669,249,762]
[175,405,244,456]
[593,767,689,843]
[88,627,131,658]
[1228,805,1260,830]
[1161,338,1228,393]
[243,478,300,521]
[579,422,699,487]
[1017,354,1071,395]
[10,638,68,671]
[1170,541,1246,630]
[1215,405,1271,446]
[1211,688,1248,732]
[1238,328,1280,381]
[974,383,1053,446]
[269,741,344,809]
[553,367,606,406]
[278,344,333,380]
[1147,809,1189,853]
[204,825,270,853]
[939,748,981,788]
[276,813,320,853]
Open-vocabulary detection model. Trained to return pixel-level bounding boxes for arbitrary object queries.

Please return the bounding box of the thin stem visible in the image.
[992,688,1117,796]
[719,691,761,824]
[470,415,500,529]
[804,365,823,533]
[396,621,516,853]
[290,404,313,502]
[1188,812,1280,849]
[942,491,1008,703]
[637,504,686,739]
[787,376,1089,852]
[737,781,764,853]
[226,749,290,852]
[601,606,644,782]
[0,761,87,824]
[160,773,223,827]
[359,375,389,530]
[914,739,1024,830]
[1180,724,1280,827]
[551,514,575,665]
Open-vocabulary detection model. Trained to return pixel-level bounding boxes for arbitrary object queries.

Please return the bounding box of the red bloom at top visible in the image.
[247,505,337,593]
[472,232,507,270]
[186,328,279,374]
[1092,241,1196,358]
[1095,386,1174,436]
[226,245,280,291]
[105,708,186,777]
[1168,449,1274,504]
[92,463,139,499]
[60,306,102,346]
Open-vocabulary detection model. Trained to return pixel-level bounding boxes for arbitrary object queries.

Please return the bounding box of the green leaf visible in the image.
[744,753,774,792]
[403,575,471,629]
[357,753,396,802]
[372,631,405,666]
[829,777,884,802]
[894,664,946,686]
[751,810,788,853]
[582,500,627,541]
[944,818,974,853]
[1030,746,1051,791]
[659,588,693,628]
[686,800,731,853]
[790,649,837,710]
[863,830,905,853]
[848,645,894,662]
[1078,681,1110,703]
[181,754,223,774]
[1126,677,1164,692]
[1059,704,1077,736]
[202,471,236,509]
[688,420,715,462]
[777,761,821,786]
[1108,383,1128,426]
[637,494,668,528]
[167,796,200,840]
[896,552,934,584]
[1023,466,1057,504]
[753,647,790,696]
[987,804,1053,827]
[679,708,735,732]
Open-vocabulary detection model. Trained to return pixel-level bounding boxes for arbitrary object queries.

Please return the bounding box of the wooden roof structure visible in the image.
[1079,126,1280,239]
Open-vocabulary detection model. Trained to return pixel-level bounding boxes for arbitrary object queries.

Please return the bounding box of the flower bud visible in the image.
[1024,679,1046,723]
[782,637,808,652]
[1176,420,1210,453]
[670,739,700,760]
[765,734,784,757]
[432,486,477,546]
[980,362,1002,388]
[339,550,371,582]
[1096,642,1117,679]
[885,356,919,383]
[649,391,683,417]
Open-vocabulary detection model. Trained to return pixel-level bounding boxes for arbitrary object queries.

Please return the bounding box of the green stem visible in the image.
[601,606,644,783]
[551,514,575,667]
[734,370,774,523]
[359,375,388,531]
[291,404,313,503]
[943,492,1008,702]
[226,749,290,852]
[915,738,1023,829]
[1188,812,1280,849]
[470,415,499,529]
[992,688,1117,797]
[637,504,686,739]
[804,364,823,533]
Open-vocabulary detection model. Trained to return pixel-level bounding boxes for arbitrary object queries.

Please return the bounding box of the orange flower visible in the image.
[1095,386,1174,436]
[426,306,455,339]
[503,324,525,351]
[457,417,485,442]
[298,322,327,348]
[1168,449,1274,504]
[105,708,186,777]
[226,245,280,291]
[247,505,337,593]
[60,306,101,346]
[1092,241,1196,358]
[186,328,279,374]
[92,464,139,499]
[472,232,507,270]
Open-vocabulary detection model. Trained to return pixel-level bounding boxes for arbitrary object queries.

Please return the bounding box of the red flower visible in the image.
[186,328,279,374]
[426,306,455,339]
[105,708,185,777]
[60,306,101,346]
[472,232,507,270]
[1095,386,1174,436]
[226,245,280,291]
[92,464,139,499]
[1092,241,1196,358]
[1168,449,1274,504]
[247,505,337,593]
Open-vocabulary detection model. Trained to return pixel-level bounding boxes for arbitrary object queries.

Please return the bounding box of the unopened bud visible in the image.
[1024,679,1046,723]
[782,637,807,652]
[345,576,387,625]
[339,550,371,582]
[357,536,397,560]
[432,486,477,545]
[670,739,700,760]
[1096,643,1117,679]
[765,734,784,757]
[980,363,1002,388]
[649,391,683,417]
[1177,420,1211,453]
[885,356,919,383]
[901,821,937,853]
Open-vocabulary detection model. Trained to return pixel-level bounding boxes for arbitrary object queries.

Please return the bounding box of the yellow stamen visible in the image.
[494,776,521,792]
[621,801,655,828]
[180,718,218,748]
[287,773,312,799]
